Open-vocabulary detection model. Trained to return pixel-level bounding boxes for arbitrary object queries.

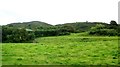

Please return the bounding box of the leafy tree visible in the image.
[110,20,118,26]
[61,25,75,33]
[2,26,35,43]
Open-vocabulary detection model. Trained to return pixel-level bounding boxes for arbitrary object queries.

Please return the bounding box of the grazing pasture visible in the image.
[2,33,119,65]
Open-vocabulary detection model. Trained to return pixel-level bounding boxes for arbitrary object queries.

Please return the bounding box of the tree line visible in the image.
[89,20,119,36]
[2,25,75,43]
[2,26,35,43]
[2,20,119,43]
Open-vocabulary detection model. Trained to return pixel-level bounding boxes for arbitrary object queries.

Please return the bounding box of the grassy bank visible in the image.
[2,33,119,65]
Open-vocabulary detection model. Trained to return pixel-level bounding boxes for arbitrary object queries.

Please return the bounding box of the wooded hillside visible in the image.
[2,20,119,43]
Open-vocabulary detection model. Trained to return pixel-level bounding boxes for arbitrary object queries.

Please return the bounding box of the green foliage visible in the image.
[110,20,118,26]
[91,24,106,29]
[56,22,108,33]
[89,24,118,36]
[34,25,75,37]
[2,21,119,43]
[7,21,52,30]
[60,25,75,33]
[2,26,35,43]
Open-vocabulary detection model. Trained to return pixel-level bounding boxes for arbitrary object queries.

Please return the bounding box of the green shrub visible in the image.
[89,24,118,36]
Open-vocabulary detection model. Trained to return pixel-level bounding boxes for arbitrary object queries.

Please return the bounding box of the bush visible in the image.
[89,24,118,36]
[2,26,35,43]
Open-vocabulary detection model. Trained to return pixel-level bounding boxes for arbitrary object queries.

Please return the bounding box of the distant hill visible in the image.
[55,22,108,32]
[4,21,109,32]
[6,21,53,30]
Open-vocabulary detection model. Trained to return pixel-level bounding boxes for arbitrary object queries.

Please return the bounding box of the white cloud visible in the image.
[0,0,119,25]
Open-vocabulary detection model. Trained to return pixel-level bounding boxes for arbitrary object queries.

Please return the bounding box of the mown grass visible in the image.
[2,33,119,65]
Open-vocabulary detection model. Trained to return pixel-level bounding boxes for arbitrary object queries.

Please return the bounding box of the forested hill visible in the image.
[3,21,108,32]
[2,20,119,43]
[6,21,53,30]
[55,22,108,32]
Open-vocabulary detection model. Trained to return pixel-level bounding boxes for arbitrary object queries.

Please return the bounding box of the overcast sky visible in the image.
[0,0,119,25]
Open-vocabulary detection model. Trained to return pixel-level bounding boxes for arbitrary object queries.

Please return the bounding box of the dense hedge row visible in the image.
[2,27,35,43]
[89,21,119,36]
[2,20,119,43]
[2,25,74,43]
[89,28,118,36]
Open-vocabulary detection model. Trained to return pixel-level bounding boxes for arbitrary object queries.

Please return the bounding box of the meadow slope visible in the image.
[2,33,119,65]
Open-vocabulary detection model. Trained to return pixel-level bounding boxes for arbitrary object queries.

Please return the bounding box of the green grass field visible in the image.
[2,33,119,65]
